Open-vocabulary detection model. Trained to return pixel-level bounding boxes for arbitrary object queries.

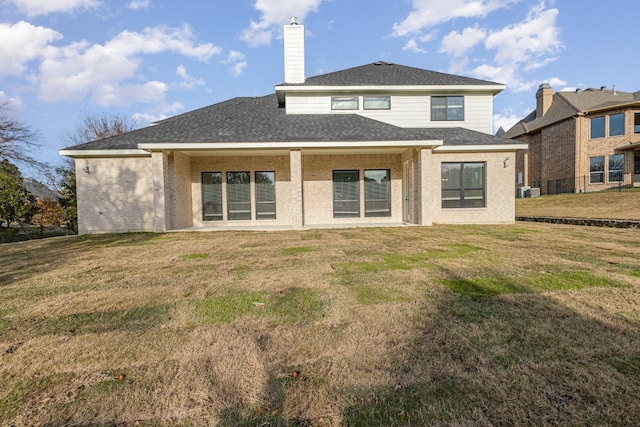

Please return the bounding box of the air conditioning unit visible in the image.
[529,188,540,197]
[516,186,531,198]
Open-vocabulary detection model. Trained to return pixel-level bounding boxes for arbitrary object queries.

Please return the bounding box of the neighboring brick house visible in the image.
[504,83,640,195]
[60,20,525,234]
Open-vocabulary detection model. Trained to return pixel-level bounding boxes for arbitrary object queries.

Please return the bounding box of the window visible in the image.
[609,113,625,136]
[608,154,624,182]
[590,117,605,139]
[364,169,391,217]
[363,96,390,110]
[331,96,358,110]
[589,156,604,183]
[255,171,276,220]
[634,113,640,134]
[333,170,359,217]
[227,172,251,220]
[202,172,223,221]
[431,96,464,121]
[441,163,485,208]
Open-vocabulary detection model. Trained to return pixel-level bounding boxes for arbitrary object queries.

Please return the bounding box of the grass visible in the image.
[516,189,640,220]
[0,223,639,426]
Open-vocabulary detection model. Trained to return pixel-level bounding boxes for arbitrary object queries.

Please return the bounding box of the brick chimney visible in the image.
[284,17,305,84]
[536,83,553,118]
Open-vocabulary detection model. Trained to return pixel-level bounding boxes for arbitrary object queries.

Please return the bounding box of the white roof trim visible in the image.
[275,84,505,94]
[433,144,528,152]
[59,149,151,158]
[138,140,444,151]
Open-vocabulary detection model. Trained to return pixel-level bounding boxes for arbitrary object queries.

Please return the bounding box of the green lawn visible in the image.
[1,224,639,426]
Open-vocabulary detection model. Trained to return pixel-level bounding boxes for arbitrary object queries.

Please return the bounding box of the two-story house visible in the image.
[60,20,526,234]
[504,83,640,195]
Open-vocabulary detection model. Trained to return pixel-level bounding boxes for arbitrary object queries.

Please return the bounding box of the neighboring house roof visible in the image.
[504,87,640,138]
[277,61,503,87]
[23,178,58,201]
[64,93,523,153]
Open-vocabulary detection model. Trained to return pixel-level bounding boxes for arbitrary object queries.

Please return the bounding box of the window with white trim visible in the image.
[608,154,624,182]
[431,96,464,121]
[589,156,604,183]
[331,96,358,110]
[363,96,390,110]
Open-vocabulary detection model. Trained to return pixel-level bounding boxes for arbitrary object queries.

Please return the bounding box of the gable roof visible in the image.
[62,93,522,154]
[277,61,503,88]
[504,87,640,138]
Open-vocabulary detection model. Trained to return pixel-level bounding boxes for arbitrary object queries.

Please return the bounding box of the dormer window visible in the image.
[431,96,464,121]
[331,96,358,110]
[363,96,390,110]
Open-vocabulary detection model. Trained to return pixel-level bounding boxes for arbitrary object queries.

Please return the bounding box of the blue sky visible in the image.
[1,0,638,177]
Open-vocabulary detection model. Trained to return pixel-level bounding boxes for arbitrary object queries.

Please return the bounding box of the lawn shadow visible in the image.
[340,287,640,426]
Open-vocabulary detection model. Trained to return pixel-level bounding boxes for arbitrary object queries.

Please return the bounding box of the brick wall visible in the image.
[190,155,292,228]
[429,151,517,224]
[301,153,403,225]
[75,156,154,234]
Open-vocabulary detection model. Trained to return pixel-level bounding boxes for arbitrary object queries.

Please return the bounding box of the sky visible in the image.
[2,0,639,178]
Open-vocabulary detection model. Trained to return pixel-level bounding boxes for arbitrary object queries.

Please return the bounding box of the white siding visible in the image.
[285,92,495,134]
[283,25,305,84]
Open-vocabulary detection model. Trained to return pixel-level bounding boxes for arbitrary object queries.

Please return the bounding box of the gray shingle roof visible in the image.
[278,62,502,87]
[504,87,640,138]
[66,93,520,151]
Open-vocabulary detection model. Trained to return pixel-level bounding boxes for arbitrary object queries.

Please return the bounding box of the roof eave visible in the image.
[275,84,506,94]
[59,149,151,158]
[138,140,444,151]
[433,144,528,153]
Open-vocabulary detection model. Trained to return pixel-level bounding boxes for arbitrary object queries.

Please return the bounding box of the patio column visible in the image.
[152,151,170,232]
[290,149,304,229]
[419,148,435,226]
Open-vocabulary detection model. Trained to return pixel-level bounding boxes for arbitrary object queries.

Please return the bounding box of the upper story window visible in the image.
[363,96,390,110]
[590,117,605,139]
[431,96,464,121]
[609,113,625,136]
[331,96,358,110]
[634,113,640,134]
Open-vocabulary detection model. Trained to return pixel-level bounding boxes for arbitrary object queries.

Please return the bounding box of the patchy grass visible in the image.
[442,271,625,297]
[1,224,639,426]
[195,287,324,324]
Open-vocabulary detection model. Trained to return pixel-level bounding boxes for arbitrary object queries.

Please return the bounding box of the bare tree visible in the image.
[0,102,43,168]
[61,111,137,147]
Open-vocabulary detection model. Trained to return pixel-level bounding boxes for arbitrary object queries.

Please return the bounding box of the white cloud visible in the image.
[7,0,101,16]
[176,65,205,89]
[38,24,221,105]
[494,111,522,133]
[392,0,521,37]
[240,0,324,47]
[132,101,184,125]
[470,3,561,91]
[402,38,427,54]
[0,91,24,111]
[0,21,62,77]
[439,25,487,57]
[484,4,560,67]
[224,51,248,76]
[128,0,151,10]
